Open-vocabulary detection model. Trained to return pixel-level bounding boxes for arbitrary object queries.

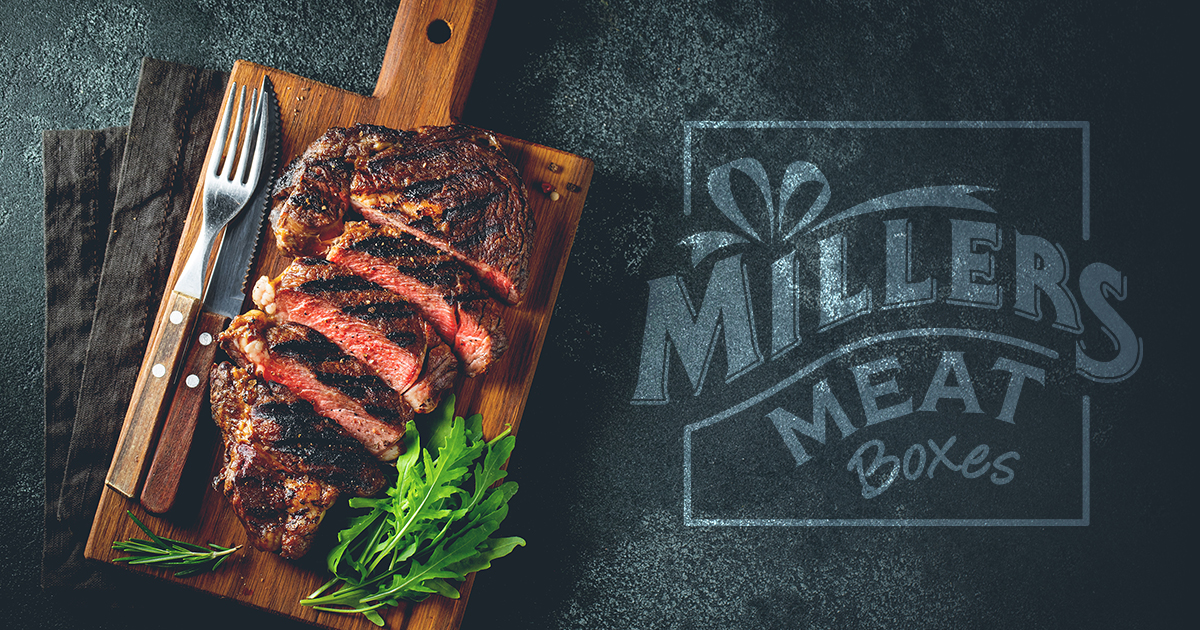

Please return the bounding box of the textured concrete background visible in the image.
[1,1,1188,629]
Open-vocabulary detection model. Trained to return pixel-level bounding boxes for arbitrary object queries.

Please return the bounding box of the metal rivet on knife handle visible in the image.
[140,310,230,514]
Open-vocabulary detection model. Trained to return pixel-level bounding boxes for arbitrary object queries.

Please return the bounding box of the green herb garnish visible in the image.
[300,396,524,626]
[111,510,240,577]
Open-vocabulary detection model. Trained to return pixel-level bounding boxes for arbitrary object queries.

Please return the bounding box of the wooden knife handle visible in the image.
[140,311,230,514]
[105,290,202,497]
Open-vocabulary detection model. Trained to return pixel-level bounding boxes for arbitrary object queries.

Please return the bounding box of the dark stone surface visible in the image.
[2,1,1188,629]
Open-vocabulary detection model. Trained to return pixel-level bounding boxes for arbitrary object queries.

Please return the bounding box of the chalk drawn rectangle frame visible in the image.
[681,120,1091,527]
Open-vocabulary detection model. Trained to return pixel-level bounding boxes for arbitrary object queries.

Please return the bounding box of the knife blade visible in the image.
[138,76,280,514]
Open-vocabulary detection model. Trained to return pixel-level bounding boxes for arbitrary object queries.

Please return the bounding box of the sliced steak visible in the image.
[327,221,507,377]
[269,123,532,304]
[210,362,386,559]
[219,310,411,461]
[350,124,533,305]
[253,257,457,411]
[270,127,355,257]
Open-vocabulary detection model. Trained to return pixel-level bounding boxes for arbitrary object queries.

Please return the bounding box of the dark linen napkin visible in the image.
[43,125,126,590]
[43,57,228,590]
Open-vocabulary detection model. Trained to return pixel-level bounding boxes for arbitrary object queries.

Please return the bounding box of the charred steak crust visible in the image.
[210,362,385,559]
[220,310,411,461]
[328,221,508,377]
[270,123,533,304]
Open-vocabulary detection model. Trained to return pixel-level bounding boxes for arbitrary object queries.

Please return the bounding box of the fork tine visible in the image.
[245,76,272,189]
[235,87,261,185]
[220,84,248,180]
[210,81,237,178]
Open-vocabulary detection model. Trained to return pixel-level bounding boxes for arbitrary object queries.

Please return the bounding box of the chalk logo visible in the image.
[634,122,1139,526]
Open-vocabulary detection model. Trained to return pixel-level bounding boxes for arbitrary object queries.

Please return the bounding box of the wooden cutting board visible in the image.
[85,1,592,628]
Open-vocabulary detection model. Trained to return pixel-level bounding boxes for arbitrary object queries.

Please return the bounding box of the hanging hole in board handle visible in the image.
[427,19,452,44]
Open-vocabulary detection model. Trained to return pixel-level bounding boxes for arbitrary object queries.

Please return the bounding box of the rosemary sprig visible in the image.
[111,510,241,577]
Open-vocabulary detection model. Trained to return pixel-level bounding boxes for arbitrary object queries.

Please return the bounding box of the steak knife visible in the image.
[137,78,280,513]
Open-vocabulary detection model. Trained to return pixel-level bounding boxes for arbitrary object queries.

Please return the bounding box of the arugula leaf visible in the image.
[300,396,524,626]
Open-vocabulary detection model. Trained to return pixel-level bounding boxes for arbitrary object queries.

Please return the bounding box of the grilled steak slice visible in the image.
[210,362,385,559]
[327,221,507,377]
[219,310,411,461]
[270,127,355,257]
[270,123,533,304]
[350,124,533,305]
[253,257,457,411]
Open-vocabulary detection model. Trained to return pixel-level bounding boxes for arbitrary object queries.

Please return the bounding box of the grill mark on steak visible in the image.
[328,221,507,377]
[441,191,502,224]
[252,399,381,487]
[345,233,437,259]
[450,219,509,251]
[362,404,403,419]
[298,274,384,294]
[399,177,449,200]
[385,330,419,346]
[385,262,461,286]
[366,145,459,172]
[310,371,394,407]
[342,301,416,321]
[270,334,341,361]
[406,215,440,235]
[210,362,385,559]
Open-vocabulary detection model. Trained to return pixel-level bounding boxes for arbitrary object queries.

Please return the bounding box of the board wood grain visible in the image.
[85,1,593,628]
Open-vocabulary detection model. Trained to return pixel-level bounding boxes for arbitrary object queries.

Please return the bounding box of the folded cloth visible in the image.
[42,57,228,590]
[43,126,126,590]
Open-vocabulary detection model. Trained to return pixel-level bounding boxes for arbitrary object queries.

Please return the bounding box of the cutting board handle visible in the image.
[373,0,498,126]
